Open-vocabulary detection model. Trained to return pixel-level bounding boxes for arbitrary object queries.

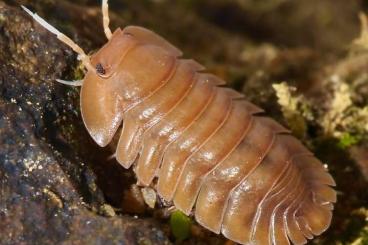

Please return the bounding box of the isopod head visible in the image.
[80,29,133,147]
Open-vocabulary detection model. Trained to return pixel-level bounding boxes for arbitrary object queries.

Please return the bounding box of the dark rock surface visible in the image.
[0,3,170,244]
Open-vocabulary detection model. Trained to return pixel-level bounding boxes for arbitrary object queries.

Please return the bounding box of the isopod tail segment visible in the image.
[21,0,113,85]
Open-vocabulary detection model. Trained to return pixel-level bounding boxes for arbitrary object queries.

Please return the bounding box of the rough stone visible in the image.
[0,3,170,244]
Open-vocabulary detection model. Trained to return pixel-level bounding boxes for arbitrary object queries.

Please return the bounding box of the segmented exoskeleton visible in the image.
[23,1,336,244]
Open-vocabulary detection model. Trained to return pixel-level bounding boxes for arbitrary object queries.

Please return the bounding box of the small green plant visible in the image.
[170,210,192,241]
[337,133,360,149]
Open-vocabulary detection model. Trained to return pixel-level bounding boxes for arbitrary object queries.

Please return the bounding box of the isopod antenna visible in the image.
[102,0,113,40]
[21,5,93,86]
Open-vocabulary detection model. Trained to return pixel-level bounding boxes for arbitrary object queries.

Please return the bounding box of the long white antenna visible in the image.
[102,0,112,39]
[21,5,94,72]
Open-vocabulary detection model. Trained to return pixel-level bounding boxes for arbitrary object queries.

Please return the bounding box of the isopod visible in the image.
[23,1,336,244]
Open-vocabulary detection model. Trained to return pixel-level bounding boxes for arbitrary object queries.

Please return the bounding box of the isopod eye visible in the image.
[90,28,137,79]
[96,63,106,76]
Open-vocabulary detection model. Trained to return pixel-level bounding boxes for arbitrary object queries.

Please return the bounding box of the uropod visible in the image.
[22,1,336,244]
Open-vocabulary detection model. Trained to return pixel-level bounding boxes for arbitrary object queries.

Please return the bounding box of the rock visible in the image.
[0,3,170,244]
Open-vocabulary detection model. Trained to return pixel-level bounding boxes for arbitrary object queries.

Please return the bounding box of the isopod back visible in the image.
[23,1,336,244]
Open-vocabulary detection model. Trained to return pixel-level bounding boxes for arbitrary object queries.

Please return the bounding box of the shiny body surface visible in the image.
[80,26,336,245]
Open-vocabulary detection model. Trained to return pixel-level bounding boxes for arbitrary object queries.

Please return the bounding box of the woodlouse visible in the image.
[23,1,336,244]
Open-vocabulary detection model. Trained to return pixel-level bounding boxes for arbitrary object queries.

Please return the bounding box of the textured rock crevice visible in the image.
[0,3,170,244]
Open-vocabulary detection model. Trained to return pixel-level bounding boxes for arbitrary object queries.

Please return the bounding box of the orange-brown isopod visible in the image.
[23,1,336,244]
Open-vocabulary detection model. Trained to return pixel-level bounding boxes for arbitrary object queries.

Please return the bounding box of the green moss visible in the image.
[337,133,360,149]
[170,210,192,241]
